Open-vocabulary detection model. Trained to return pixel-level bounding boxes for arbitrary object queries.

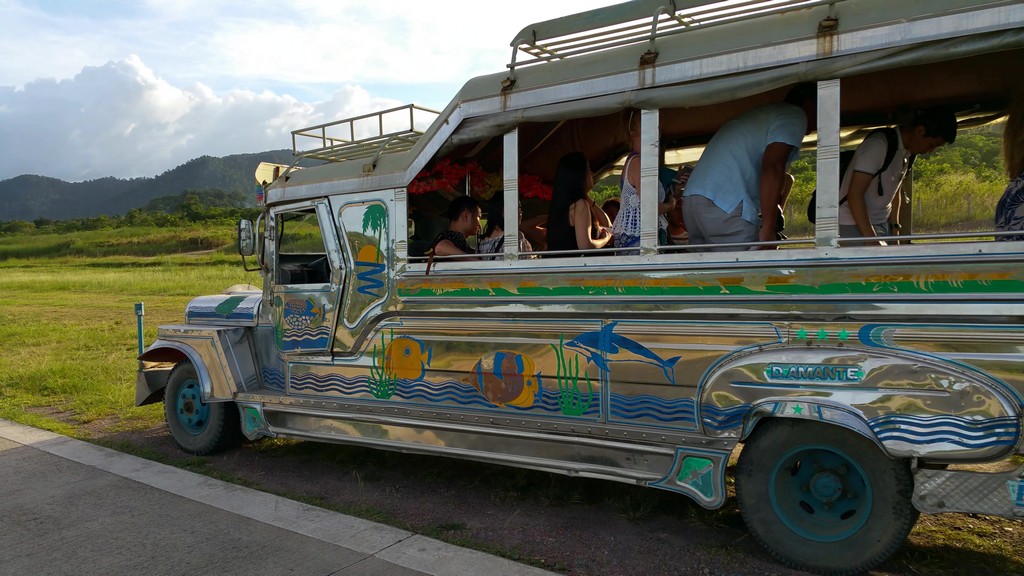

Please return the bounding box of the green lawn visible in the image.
[0,248,259,433]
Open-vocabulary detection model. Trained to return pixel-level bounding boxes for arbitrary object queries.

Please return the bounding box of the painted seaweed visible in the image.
[551,334,594,416]
[368,329,398,399]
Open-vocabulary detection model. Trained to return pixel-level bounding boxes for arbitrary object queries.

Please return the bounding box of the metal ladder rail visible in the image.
[291,104,439,165]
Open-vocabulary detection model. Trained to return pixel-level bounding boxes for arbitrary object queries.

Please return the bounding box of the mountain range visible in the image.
[0,150,299,221]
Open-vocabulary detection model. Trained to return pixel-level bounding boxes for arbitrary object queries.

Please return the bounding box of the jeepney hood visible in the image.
[185,291,262,327]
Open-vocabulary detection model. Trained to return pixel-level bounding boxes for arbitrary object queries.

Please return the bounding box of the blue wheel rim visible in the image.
[175,378,209,435]
[767,443,872,542]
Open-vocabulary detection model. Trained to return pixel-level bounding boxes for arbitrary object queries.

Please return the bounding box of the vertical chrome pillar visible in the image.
[815,79,841,248]
[503,128,520,260]
[640,109,660,255]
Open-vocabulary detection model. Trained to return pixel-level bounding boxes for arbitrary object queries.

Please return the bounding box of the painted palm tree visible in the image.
[361,204,387,263]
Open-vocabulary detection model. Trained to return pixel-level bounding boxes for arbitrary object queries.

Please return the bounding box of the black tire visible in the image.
[735,419,918,575]
[164,362,242,455]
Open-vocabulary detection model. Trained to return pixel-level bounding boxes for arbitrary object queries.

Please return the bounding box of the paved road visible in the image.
[0,419,557,576]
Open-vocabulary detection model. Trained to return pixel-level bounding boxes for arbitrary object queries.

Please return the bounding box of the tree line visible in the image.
[0,189,261,235]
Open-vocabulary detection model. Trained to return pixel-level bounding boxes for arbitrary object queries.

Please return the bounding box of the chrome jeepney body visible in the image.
[138,0,1024,572]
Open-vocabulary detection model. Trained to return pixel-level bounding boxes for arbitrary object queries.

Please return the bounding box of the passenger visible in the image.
[839,108,958,245]
[429,195,481,259]
[613,109,677,248]
[602,198,621,224]
[478,195,534,259]
[667,165,693,244]
[545,151,613,254]
[994,96,1024,241]
[522,211,549,252]
[682,83,816,250]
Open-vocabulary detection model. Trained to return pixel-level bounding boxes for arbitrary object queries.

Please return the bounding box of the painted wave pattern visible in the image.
[609,393,697,427]
[356,262,386,298]
[261,368,286,391]
[288,371,600,417]
[281,325,332,350]
[869,414,1021,449]
[701,404,751,432]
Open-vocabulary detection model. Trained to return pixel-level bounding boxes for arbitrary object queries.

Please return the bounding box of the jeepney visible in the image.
[137,1,1024,573]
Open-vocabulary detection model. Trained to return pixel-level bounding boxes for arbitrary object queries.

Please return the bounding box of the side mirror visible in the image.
[238,219,256,256]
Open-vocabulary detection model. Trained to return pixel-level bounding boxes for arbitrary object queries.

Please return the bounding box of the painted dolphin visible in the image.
[565,321,681,384]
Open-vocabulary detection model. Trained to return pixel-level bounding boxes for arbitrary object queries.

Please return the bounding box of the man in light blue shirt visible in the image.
[683,83,816,250]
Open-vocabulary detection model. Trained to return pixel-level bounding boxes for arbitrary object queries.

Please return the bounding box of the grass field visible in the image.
[1,226,1022,575]
[0,225,236,259]
[0,245,258,432]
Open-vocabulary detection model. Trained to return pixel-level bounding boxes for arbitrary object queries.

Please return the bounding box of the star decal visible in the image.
[838,328,850,341]
[792,405,804,415]
[796,327,808,340]
[816,328,829,340]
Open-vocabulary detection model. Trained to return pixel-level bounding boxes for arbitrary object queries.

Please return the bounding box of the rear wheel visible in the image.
[736,419,918,575]
[164,362,242,455]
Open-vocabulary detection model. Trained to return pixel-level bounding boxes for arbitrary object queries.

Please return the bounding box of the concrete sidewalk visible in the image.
[0,419,557,576]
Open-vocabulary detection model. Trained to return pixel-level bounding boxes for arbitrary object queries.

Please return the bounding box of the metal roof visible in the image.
[268,0,1022,205]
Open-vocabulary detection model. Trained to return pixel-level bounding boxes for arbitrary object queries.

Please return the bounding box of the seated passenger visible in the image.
[522,212,548,252]
[683,83,816,251]
[666,165,693,245]
[994,96,1024,240]
[839,108,958,245]
[478,195,533,259]
[545,151,612,254]
[429,196,481,259]
[602,197,621,223]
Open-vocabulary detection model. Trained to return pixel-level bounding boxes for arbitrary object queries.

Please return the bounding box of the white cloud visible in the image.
[0,0,618,181]
[0,56,400,181]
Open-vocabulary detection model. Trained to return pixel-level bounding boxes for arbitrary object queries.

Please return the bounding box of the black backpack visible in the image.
[807,128,914,224]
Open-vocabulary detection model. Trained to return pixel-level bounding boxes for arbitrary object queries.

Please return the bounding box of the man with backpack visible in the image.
[837,108,958,245]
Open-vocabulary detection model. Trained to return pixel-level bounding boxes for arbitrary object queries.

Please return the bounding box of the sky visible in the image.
[0,0,620,182]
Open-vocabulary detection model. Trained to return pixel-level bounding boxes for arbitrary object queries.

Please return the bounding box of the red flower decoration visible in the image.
[408,159,552,201]
[518,173,552,201]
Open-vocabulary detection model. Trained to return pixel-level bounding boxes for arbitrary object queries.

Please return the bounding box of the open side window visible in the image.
[275,208,331,285]
[268,201,340,355]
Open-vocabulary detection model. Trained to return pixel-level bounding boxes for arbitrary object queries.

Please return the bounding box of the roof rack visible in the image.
[505,0,840,81]
[291,104,440,170]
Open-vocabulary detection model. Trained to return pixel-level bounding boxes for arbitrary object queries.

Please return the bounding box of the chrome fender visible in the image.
[699,345,1021,461]
[136,325,260,406]
[137,339,215,406]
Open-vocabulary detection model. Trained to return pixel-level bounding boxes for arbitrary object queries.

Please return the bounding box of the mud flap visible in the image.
[135,365,172,406]
[649,447,730,508]
[237,402,276,441]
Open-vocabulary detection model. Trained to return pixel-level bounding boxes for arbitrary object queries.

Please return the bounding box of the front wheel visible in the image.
[164,362,242,455]
[736,419,918,575]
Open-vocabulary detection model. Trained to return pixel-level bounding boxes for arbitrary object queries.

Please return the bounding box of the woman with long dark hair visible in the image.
[545,151,612,254]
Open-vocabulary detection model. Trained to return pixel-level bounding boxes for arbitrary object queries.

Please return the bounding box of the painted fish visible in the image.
[565,321,681,384]
[381,336,431,380]
[470,351,541,407]
[283,298,323,330]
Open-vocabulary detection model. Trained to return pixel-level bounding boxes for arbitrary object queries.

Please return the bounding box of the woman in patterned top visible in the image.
[995,96,1024,241]
[612,109,677,248]
[478,194,533,259]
